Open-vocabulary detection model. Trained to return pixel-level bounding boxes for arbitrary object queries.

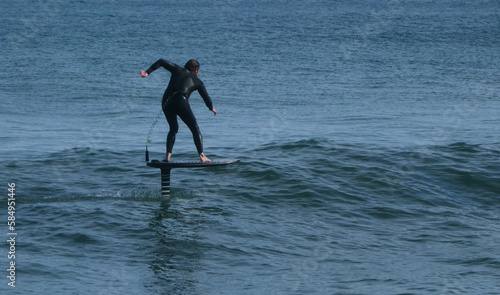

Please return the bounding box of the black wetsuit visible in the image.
[145,59,214,155]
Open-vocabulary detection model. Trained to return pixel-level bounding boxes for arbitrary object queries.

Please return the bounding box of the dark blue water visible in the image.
[1,0,499,294]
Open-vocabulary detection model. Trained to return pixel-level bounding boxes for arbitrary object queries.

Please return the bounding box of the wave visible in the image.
[1,140,498,212]
[233,139,500,209]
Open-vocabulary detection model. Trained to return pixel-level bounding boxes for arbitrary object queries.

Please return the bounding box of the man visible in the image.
[140,59,217,162]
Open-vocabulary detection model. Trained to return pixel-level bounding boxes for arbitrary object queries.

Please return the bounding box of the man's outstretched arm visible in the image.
[140,59,177,77]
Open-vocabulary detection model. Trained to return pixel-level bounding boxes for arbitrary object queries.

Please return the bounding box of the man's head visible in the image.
[184,59,200,76]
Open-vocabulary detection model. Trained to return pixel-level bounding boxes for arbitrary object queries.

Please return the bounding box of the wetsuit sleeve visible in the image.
[145,59,177,75]
[197,83,214,110]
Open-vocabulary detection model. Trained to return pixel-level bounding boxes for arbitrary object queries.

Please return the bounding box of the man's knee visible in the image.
[188,125,200,135]
[169,127,178,134]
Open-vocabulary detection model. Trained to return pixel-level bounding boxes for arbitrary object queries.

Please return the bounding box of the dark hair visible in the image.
[184,59,200,72]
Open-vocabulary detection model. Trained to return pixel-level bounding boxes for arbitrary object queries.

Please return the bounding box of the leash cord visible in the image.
[146,110,163,146]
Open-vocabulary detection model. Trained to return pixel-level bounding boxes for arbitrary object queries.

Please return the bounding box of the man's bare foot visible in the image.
[162,153,172,162]
[199,153,211,163]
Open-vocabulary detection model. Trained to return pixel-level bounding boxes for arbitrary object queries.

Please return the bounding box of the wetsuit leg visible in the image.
[163,106,178,154]
[176,97,204,154]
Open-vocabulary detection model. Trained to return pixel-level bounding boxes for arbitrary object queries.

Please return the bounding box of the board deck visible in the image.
[147,158,240,169]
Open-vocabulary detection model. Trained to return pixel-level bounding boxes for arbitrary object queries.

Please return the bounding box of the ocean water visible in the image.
[1,0,500,294]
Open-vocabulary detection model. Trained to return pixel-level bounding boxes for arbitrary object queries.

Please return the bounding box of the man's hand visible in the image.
[140,70,149,77]
[210,108,217,116]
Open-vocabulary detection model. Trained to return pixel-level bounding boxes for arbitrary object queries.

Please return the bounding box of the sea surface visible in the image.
[1,0,499,294]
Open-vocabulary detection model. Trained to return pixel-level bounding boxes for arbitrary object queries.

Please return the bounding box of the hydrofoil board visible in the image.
[147,158,239,169]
